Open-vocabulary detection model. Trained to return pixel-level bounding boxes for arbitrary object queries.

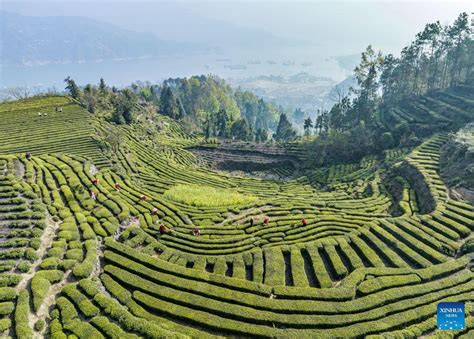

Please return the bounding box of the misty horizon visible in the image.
[1,1,472,110]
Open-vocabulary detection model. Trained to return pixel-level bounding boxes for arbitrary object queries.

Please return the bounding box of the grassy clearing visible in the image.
[163,184,258,207]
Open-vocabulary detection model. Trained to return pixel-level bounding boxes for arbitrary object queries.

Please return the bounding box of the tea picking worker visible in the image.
[91,177,99,186]
[263,216,270,225]
[302,218,308,226]
[91,192,97,201]
[140,195,147,201]
[250,217,254,227]
[152,207,158,215]
[159,223,169,235]
[114,182,121,191]
[25,152,31,161]
[192,228,201,236]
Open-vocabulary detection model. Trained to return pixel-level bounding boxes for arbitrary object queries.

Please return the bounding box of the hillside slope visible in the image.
[380,84,474,136]
[0,88,472,337]
[0,96,109,167]
[441,123,474,203]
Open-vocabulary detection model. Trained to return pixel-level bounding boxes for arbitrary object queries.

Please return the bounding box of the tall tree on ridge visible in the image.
[64,76,81,100]
[274,113,296,141]
[99,78,107,93]
[303,117,313,137]
[160,86,184,120]
[216,108,230,138]
[352,45,384,126]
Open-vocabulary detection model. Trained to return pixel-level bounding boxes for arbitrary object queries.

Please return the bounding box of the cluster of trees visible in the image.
[64,75,298,142]
[306,12,473,166]
[159,76,239,123]
[346,12,472,124]
[64,76,139,125]
[381,13,473,105]
[156,76,289,141]
[274,114,297,141]
[64,12,471,158]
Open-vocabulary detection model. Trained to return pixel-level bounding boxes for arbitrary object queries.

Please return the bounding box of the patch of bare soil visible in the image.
[91,238,103,279]
[13,159,25,180]
[189,141,301,175]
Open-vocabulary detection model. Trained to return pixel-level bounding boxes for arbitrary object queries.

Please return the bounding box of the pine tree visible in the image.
[352,45,384,126]
[315,112,323,134]
[231,118,251,141]
[293,108,305,125]
[380,12,473,104]
[160,86,184,120]
[204,113,212,139]
[175,95,185,120]
[303,117,313,136]
[64,76,81,100]
[82,84,97,114]
[274,114,296,141]
[255,129,268,142]
[216,108,229,138]
[112,89,137,125]
[99,78,107,93]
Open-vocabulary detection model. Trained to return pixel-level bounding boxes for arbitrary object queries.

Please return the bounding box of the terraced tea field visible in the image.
[0,94,472,337]
[380,85,474,134]
[0,96,109,168]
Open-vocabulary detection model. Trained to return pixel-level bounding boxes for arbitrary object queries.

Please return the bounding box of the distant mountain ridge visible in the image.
[0,11,202,66]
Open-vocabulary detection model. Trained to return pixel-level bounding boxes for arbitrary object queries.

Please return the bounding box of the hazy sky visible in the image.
[3,1,472,55]
[1,1,472,88]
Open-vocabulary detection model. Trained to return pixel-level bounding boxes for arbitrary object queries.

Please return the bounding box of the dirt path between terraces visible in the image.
[13,159,25,180]
[218,205,272,226]
[89,164,98,176]
[15,216,60,338]
[29,270,72,338]
[91,238,104,279]
[16,216,59,293]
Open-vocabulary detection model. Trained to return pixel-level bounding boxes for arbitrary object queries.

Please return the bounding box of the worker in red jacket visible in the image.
[302,218,308,226]
[159,224,169,235]
[263,216,270,225]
